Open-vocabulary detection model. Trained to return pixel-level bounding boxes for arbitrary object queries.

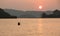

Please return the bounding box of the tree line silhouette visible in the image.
[0,8,17,18]
[42,9,60,18]
[0,8,60,18]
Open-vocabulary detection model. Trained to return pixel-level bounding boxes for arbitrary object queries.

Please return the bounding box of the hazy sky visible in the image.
[0,0,60,11]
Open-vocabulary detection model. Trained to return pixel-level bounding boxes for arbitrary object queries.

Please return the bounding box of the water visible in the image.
[42,18,60,36]
[0,18,60,36]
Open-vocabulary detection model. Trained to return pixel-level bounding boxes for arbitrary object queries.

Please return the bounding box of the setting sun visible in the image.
[39,5,42,9]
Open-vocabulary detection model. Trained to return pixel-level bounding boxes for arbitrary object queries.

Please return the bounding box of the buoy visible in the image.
[18,22,20,26]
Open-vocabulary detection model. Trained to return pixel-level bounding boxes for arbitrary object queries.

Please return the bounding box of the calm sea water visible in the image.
[0,18,60,36]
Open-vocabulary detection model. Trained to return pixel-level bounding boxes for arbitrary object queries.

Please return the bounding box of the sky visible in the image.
[0,0,60,11]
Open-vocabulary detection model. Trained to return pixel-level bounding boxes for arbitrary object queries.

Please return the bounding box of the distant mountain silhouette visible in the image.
[42,9,60,18]
[4,8,60,18]
[20,14,36,18]
[4,9,43,18]
[0,8,17,18]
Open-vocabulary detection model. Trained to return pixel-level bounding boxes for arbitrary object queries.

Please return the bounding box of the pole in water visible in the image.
[18,22,20,26]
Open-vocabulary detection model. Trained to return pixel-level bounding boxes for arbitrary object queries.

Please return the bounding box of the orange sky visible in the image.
[0,0,60,11]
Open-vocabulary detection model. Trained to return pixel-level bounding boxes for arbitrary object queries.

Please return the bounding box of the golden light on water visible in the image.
[0,18,60,36]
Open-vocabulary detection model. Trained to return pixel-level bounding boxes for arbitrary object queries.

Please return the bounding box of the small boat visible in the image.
[18,22,20,26]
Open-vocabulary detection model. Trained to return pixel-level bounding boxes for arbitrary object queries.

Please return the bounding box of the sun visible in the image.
[39,5,42,9]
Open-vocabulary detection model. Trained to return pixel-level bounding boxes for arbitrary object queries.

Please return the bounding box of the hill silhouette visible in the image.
[20,14,36,18]
[4,9,43,18]
[0,8,17,18]
[42,9,60,18]
[3,8,60,18]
